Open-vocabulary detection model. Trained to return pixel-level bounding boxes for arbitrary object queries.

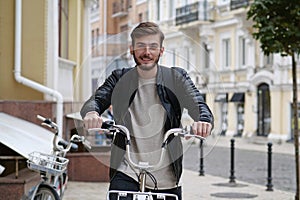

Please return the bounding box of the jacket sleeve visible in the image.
[80,69,122,118]
[172,67,214,126]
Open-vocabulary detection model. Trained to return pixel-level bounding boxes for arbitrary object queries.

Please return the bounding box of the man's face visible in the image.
[130,34,164,71]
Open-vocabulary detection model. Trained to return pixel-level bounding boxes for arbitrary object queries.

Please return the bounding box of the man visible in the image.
[81,22,214,200]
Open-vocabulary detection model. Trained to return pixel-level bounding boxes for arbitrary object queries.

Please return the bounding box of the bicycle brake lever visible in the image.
[186,134,206,141]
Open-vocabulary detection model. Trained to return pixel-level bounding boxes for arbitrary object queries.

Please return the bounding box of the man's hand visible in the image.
[192,121,212,137]
[83,111,103,129]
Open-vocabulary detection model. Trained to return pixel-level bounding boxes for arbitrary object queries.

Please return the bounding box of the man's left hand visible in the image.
[192,121,212,137]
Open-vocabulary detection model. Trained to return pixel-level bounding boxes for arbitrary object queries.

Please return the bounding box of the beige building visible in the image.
[0,0,92,132]
[0,0,95,197]
[147,0,300,142]
[85,0,300,142]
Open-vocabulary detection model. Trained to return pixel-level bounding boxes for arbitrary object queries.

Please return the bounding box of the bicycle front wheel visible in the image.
[34,184,60,200]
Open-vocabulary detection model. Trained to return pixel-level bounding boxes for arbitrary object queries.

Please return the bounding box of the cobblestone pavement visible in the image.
[183,135,296,193]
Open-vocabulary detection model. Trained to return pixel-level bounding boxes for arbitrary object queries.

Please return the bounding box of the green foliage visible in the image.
[247,0,300,56]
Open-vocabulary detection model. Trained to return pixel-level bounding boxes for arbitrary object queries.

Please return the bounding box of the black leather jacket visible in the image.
[80,65,214,184]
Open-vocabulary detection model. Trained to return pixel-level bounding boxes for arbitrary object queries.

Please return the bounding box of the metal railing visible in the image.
[175,1,212,26]
[230,0,249,10]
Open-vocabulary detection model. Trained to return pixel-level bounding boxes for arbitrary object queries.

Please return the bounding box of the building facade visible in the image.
[147,0,300,141]
[88,0,300,142]
[0,0,91,132]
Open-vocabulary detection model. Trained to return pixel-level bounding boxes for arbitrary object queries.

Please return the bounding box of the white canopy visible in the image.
[0,112,54,159]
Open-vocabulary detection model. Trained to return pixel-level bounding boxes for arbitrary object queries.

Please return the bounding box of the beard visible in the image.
[133,53,161,71]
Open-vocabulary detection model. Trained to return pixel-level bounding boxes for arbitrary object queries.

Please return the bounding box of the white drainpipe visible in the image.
[14,0,63,135]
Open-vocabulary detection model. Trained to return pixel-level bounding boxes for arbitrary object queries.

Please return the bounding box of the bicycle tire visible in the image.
[34,184,60,200]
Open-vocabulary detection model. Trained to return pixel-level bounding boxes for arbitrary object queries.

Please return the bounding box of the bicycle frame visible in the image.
[89,124,205,200]
[24,115,91,200]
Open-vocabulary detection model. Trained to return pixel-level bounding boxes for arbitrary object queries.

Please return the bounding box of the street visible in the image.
[183,141,296,193]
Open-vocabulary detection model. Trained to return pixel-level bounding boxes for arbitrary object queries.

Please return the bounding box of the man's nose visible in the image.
[144,46,151,54]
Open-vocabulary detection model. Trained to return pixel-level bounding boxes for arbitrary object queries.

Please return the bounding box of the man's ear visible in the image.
[130,45,134,55]
[159,47,164,56]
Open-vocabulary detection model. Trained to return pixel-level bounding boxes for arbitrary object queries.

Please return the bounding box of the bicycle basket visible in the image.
[27,152,69,175]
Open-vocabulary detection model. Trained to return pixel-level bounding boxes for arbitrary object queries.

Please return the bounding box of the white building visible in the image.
[147,0,300,142]
[88,0,300,142]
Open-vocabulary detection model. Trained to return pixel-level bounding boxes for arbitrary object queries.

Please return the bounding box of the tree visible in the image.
[247,0,300,199]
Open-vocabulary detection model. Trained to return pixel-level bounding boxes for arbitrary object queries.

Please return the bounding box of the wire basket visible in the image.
[27,152,69,176]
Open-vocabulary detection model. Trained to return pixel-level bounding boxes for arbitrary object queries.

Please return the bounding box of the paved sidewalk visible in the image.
[63,135,296,199]
[63,169,294,200]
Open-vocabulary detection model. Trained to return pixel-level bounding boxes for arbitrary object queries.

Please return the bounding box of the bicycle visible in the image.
[89,122,205,200]
[23,115,91,200]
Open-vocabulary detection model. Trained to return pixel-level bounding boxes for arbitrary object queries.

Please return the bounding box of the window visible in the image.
[263,54,273,67]
[58,0,69,58]
[222,38,231,68]
[96,28,99,55]
[139,13,143,22]
[203,43,210,69]
[238,36,246,67]
[91,30,95,47]
[236,103,244,136]
[128,0,132,8]
[169,0,174,18]
[157,0,160,21]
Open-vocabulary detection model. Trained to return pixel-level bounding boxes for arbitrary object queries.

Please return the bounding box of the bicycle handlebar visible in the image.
[37,115,91,155]
[88,123,205,171]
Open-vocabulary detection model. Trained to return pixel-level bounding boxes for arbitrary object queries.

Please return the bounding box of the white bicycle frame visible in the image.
[26,115,91,200]
[89,124,205,200]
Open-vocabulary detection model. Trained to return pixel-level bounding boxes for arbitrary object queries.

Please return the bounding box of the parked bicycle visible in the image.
[23,115,91,200]
[89,122,205,200]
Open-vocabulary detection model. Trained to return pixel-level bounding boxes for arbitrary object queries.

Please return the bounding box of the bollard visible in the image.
[199,140,205,176]
[266,142,274,191]
[229,138,236,183]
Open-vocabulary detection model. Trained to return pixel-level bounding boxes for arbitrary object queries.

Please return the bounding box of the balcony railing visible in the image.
[175,1,211,26]
[112,1,128,18]
[230,0,249,10]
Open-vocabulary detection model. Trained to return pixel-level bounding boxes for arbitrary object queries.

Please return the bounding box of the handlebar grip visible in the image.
[101,120,114,129]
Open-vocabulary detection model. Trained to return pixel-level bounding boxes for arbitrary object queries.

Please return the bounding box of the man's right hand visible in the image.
[83,111,103,129]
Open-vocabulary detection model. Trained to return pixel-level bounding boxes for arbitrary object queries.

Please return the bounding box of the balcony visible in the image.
[175,1,212,26]
[230,0,249,10]
[112,1,128,18]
